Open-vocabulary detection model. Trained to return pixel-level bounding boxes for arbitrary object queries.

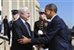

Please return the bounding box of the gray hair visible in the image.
[19,6,29,13]
[45,3,57,13]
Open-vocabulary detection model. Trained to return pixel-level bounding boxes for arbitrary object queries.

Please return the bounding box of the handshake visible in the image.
[17,36,31,44]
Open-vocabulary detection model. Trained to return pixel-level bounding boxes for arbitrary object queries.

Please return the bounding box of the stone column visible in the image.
[12,0,19,10]
[19,0,23,8]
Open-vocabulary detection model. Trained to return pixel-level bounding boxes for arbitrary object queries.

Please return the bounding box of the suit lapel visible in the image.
[51,15,58,22]
[18,18,27,29]
[17,18,29,35]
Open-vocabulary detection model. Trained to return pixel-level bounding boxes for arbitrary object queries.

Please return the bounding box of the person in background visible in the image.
[9,10,19,45]
[34,12,48,50]
[9,10,19,31]
[3,16,10,41]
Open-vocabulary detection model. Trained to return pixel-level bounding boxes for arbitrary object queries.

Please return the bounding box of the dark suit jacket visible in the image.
[3,18,10,41]
[31,15,72,50]
[11,18,33,50]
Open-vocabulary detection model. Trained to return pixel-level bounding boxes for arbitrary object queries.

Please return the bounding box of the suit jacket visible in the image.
[11,18,33,50]
[3,18,10,41]
[31,15,72,50]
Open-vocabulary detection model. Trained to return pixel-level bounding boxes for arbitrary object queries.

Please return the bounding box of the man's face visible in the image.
[13,14,19,21]
[20,10,30,21]
[40,14,47,20]
[45,8,53,19]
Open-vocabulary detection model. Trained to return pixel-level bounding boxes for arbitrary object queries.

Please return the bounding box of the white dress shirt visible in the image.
[47,14,57,22]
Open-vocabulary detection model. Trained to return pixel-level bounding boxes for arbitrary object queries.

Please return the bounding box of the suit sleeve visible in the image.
[31,21,62,45]
[12,22,23,40]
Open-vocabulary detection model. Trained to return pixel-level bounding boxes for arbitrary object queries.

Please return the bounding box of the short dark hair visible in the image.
[45,3,57,13]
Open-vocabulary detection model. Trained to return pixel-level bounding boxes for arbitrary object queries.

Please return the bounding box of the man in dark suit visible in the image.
[11,7,33,50]
[18,3,72,50]
[3,16,10,41]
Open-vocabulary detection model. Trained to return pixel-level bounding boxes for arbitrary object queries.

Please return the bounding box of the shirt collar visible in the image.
[20,18,26,24]
[47,14,57,22]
